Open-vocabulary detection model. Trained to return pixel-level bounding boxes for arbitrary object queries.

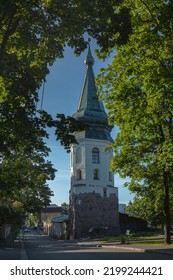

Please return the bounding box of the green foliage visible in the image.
[97,0,173,244]
[126,195,164,227]
[0,0,134,233]
[54,114,87,152]
[0,0,131,85]
[0,89,56,221]
[0,0,94,227]
[126,191,173,228]
[29,213,39,227]
[0,204,26,227]
[61,202,69,214]
[0,144,55,220]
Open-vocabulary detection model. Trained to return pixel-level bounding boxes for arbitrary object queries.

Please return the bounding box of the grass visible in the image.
[102,236,121,242]
[103,235,163,243]
[131,241,173,247]
[102,234,173,246]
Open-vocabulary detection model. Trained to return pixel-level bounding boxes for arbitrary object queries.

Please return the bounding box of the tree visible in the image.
[97,0,173,244]
[29,213,39,227]
[0,138,55,221]
[0,204,26,228]
[0,0,131,156]
[0,1,132,229]
[126,193,164,228]
[0,0,131,153]
[0,0,87,225]
[61,202,69,214]
[0,0,130,101]
[126,188,173,228]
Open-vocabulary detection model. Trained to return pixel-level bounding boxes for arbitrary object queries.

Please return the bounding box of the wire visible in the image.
[40,80,46,111]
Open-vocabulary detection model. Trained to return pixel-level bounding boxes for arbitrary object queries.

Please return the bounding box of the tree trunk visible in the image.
[163,172,171,244]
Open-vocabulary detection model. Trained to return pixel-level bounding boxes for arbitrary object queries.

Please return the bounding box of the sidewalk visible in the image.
[0,229,29,260]
[0,236,21,260]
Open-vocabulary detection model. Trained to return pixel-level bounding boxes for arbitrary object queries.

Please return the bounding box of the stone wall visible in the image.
[119,213,148,234]
[69,192,120,239]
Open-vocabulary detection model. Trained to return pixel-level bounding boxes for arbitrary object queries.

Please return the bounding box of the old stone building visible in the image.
[69,44,120,239]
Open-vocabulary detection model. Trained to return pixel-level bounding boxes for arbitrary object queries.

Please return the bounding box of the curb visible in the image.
[19,232,28,260]
[20,240,28,260]
[100,244,145,252]
[100,244,173,256]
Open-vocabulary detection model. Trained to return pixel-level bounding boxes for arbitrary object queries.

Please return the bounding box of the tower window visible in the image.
[77,169,82,180]
[76,148,81,164]
[92,147,99,163]
[93,169,99,180]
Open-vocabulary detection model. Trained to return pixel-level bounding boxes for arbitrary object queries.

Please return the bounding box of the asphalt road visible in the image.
[21,229,173,260]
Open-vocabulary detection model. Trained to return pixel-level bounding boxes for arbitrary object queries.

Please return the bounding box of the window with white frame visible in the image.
[92,147,99,163]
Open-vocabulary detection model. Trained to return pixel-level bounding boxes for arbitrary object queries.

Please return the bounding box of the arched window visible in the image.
[77,169,82,180]
[76,147,81,164]
[93,169,99,180]
[92,147,99,163]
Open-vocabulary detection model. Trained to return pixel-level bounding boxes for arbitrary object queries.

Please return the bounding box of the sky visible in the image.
[38,40,134,207]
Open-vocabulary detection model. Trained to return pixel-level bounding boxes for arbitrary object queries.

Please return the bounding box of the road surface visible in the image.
[20,229,173,260]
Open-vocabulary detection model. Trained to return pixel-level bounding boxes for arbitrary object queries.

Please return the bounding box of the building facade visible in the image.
[69,45,120,239]
[39,205,62,227]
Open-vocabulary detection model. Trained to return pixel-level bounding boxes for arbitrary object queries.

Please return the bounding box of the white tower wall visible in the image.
[70,138,118,197]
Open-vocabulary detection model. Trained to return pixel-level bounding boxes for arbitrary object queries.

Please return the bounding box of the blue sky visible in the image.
[38,41,134,206]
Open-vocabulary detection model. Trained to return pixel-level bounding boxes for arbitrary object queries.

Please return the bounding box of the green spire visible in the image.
[76,43,107,121]
[73,43,113,142]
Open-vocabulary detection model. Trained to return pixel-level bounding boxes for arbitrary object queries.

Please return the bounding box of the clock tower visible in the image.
[69,44,120,239]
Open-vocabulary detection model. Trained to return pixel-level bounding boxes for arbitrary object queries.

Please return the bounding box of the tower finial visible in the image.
[84,40,94,66]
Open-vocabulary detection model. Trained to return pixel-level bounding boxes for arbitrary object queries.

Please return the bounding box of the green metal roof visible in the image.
[73,44,113,142]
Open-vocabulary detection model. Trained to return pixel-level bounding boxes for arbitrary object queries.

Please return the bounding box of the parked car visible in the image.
[24,228,30,232]
[32,226,37,230]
